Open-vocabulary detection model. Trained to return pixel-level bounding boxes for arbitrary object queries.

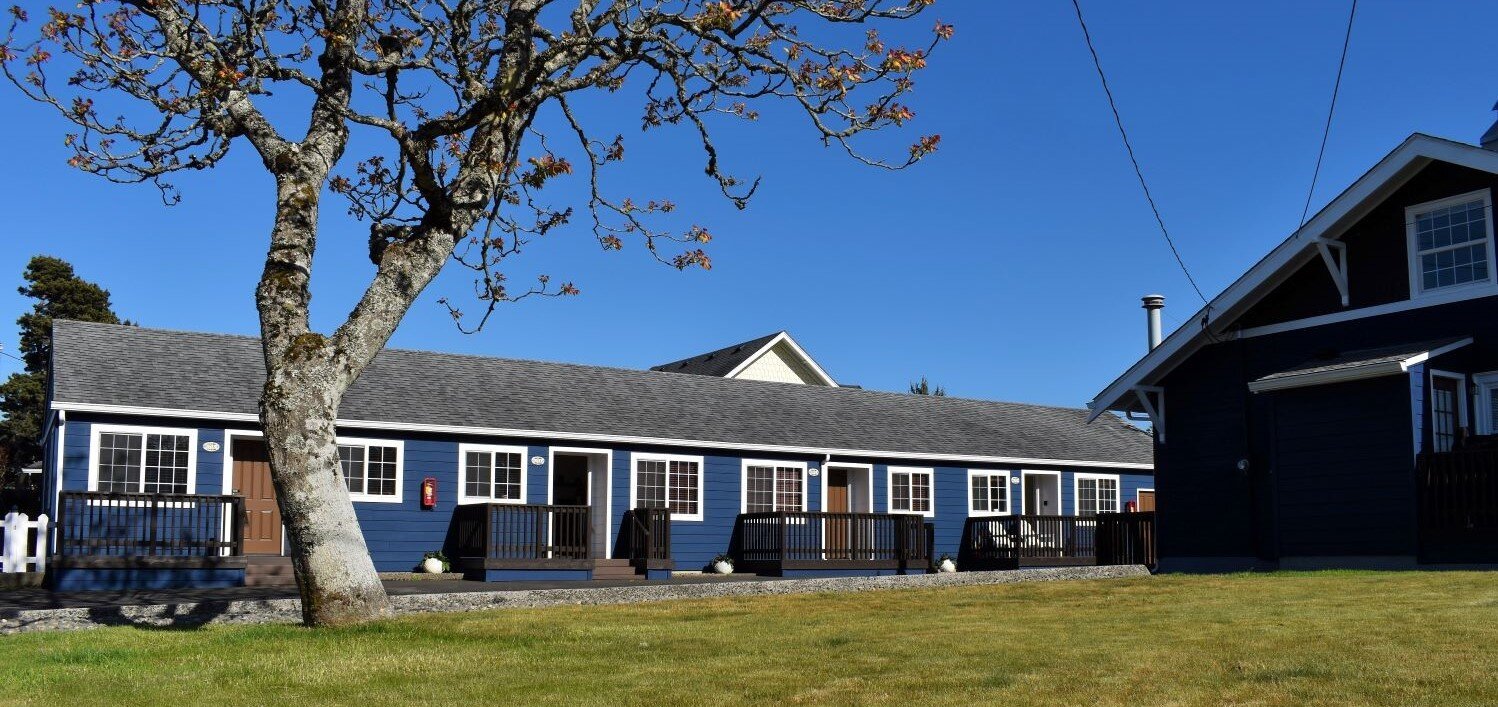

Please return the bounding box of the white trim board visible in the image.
[1247,338,1473,393]
[1090,134,1498,419]
[51,402,1152,471]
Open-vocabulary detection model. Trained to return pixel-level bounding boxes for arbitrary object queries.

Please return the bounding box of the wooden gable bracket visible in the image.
[1128,385,1166,443]
[1313,237,1349,307]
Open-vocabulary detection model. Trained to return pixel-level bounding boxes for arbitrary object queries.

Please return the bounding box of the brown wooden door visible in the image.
[234,439,283,555]
[826,468,850,559]
[1137,490,1156,512]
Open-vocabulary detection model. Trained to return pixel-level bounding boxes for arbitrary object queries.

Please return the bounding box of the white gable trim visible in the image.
[1090,134,1498,420]
[723,332,838,387]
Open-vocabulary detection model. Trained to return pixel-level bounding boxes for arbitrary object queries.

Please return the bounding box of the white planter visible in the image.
[422,557,446,574]
[938,559,957,573]
[713,561,734,575]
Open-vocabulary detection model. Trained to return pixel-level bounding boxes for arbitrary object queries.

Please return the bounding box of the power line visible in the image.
[1299,0,1359,228]
[1069,0,1209,305]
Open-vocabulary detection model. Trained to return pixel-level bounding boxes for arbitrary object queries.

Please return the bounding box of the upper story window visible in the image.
[888,466,934,517]
[1407,190,1494,297]
[742,461,806,513]
[337,438,403,503]
[90,425,196,495]
[632,454,703,521]
[1075,473,1120,516]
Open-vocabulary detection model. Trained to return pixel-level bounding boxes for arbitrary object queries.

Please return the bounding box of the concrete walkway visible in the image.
[0,565,1150,634]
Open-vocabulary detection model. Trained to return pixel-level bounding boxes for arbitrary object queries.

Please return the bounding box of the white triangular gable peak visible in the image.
[723,332,838,387]
[1089,133,1498,420]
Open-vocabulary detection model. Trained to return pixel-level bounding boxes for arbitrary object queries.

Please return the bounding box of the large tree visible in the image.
[2,0,947,625]
[0,256,124,488]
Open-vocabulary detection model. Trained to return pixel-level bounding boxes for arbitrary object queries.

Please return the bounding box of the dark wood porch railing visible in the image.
[960,513,1157,570]
[1095,511,1157,568]
[626,507,672,567]
[959,514,1097,570]
[1417,449,1498,563]
[733,512,930,574]
[452,503,591,563]
[56,490,243,558]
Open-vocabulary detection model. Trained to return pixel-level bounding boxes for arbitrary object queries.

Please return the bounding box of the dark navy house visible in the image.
[1090,131,1498,572]
[40,323,1152,590]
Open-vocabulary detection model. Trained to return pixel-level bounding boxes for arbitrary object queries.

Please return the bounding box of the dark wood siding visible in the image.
[1268,377,1415,557]
[1158,293,1498,563]
[1237,162,1498,329]
[1154,342,1260,559]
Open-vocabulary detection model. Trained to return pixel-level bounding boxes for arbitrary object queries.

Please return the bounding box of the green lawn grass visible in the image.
[2,572,1496,705]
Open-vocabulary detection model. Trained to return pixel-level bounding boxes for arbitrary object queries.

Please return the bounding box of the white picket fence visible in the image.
[1,511,48,574]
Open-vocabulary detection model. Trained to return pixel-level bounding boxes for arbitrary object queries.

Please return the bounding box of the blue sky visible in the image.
[2,1,1496,408]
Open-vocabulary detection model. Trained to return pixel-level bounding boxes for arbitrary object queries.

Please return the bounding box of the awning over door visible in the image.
[1248,337,1472,394]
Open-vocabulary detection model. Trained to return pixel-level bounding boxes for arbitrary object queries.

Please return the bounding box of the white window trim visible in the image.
[886,466,934,518]
[1430,369,1470,438]
[820,462,874,513]
[629,452,705,522]
[457,443,529,505]
[1073,472,1121,516]
[1405,188,1496,300]
[739,459,809,513]
[337,436,405,504]
[1475,371,1498,435]
[966,469,1014,517]
[87,424,199,495]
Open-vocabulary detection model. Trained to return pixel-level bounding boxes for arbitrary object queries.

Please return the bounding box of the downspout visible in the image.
[51,409,66,547]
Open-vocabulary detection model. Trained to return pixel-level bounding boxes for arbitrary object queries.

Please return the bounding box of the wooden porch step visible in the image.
[591,558,645,580]
[244,555,297,586]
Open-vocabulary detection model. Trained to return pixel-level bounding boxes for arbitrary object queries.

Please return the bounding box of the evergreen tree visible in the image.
[909,376,947,397]
[0,256,125,485]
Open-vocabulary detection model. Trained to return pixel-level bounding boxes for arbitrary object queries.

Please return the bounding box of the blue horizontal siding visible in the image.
[51,413,1153,576]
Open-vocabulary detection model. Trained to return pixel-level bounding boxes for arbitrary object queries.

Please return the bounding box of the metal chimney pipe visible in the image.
[1142,295,1165,351]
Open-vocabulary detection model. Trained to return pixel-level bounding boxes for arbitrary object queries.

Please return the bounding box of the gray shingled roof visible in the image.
[649,332,782,378]
[1255,337,1471,384]
[50,320,1153,466]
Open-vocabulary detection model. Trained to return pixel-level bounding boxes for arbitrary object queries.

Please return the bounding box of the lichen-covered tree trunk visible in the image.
[261,373,388,625]
[252,124,521,625]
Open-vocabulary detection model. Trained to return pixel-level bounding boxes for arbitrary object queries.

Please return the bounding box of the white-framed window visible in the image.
[458,443,526,504]
[1406,189,1495,297]
[1475,371,1498,435]
[88,425,198,494]
[887,466,934,517]
[630,453,703,521]
[1074,473,1120,517]
[967,469,1012,516]
[740,460,807,513]
[337,437,403,503]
